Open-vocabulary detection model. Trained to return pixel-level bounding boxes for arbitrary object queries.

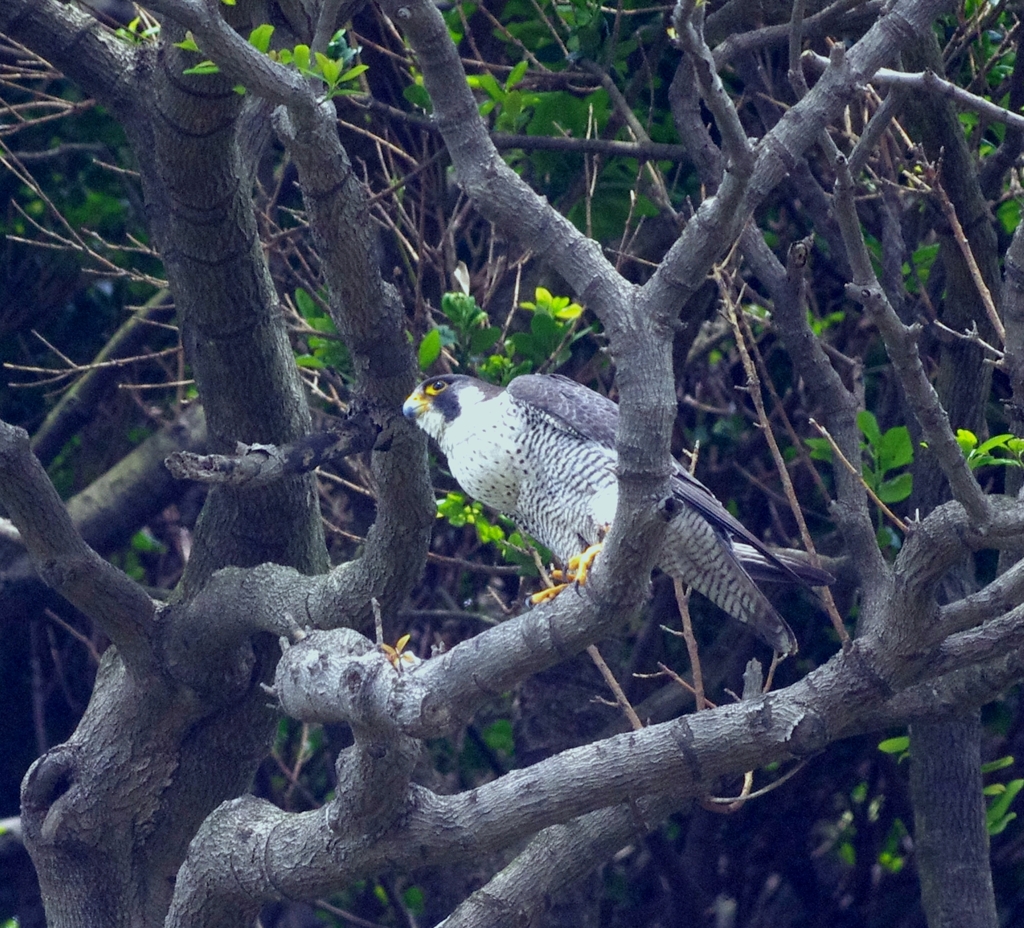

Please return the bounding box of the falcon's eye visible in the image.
[425,380,448,396]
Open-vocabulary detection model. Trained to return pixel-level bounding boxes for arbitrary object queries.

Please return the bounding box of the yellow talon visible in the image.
[568,542,602,586]
[529,541,604,604]
[530,583,569,604]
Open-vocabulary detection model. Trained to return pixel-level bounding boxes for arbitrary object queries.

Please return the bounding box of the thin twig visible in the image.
[931,319,1004,359]
[586,644,644,730]
[809,418,907,533]
[700,772,754,814]
[371,597,384,647]
[529,544,644,728]
[702,759,809,806]
[801,53,1024,136]
[763,650,782,694]
[724,286,850,645]
[5,343,181,381]
[43,608,101,665]
[928,169,1005,344]
[673,579,708,709]
[651,660,718,709]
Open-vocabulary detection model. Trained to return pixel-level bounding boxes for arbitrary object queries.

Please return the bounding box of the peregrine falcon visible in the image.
[404,373,828,655]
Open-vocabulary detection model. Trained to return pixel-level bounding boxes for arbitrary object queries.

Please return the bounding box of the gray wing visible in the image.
[507,374,827,587]
[671,466,828,585]
[506,374,618,447]
[506,375,769,544]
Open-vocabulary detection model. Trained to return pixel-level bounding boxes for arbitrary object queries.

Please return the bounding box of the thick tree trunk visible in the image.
[898,30,1002,928]
[910,719,998,928]
[11,10,328,925]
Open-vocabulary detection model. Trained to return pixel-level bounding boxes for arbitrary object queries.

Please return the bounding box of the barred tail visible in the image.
[732,543,834,587]
[659,512,799,656]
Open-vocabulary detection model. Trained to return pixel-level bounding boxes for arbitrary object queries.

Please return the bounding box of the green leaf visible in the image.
[248,24,275,53]
[878,736,910,755]
[174,33,201,52]
[469,325,501,355]
[326,28,359,63]
[857,410,883,449]
[402,885,426,916]
[418,328,442,370]
[959,431,1024,470]
[989,812,1017,836]
[977,434,1014,454]
[531,309,560,340]
[877,472,913,503]
[496,91,523,130]
[432,324,457,348]
[956,428,979,454]
[805,437,833,463]
[475,519,505,544]
[904,242,940,290]
[482,719,514,753]
[293,44,311,72]
[982,755,1016,774]
[404,83,433,111]
[468,72,503,101]
[521,285,551,312]
[294,287,318,320]
[877,425,913,472]
[878,851,905,874]
[506,60,528,90]
[877,818,908,873]
[315,52,342,86]
[183,60,221,75]
[130,528,166,554]
[441,291,488,331]
[986,778,1024,835]
[338,63,368,84]
[437,491,472,526]
[998,198,1021,235]
[307,317,336,334]
[310,337,350,373]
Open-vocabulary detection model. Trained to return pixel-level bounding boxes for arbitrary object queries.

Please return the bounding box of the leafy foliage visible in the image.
[177,26,367,97]
[6,0,1024,925]
[956,430,1024,471]
[857,411,914,505]
[419,286,594,384]
[435,490,547,572]
[293,287,352,376]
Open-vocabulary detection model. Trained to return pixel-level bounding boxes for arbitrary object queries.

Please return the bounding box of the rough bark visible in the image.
[896,32,1002,928]
[911,719,999,928]
[2,1,432,924]
[4,0,1023,925]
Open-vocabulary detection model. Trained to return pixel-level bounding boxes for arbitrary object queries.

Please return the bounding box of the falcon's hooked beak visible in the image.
[403,378,459,443]
[403,378,450,420]
[402,387,429,421]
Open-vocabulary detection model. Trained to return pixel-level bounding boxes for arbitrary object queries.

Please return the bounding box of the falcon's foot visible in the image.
[530,581,570,604]
[529,542,604,604]
[568,542,602,586]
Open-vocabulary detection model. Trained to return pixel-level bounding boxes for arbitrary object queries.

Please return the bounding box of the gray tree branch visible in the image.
[0,419,158,675]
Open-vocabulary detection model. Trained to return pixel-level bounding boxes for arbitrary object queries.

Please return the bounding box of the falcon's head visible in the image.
[403,375,502,443]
